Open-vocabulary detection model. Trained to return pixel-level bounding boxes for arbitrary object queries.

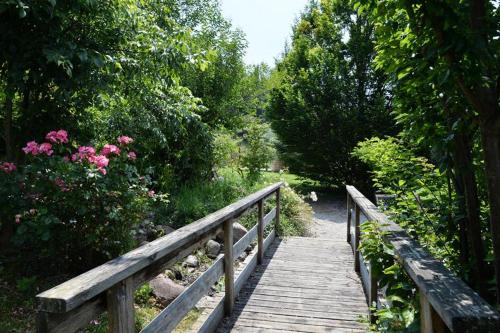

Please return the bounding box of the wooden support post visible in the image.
[354,204,361,273]
[420,292,449,333]
[368,262,378,323]
[275,188,281,237]
[257,200,264,265]
[347,194,352,243]
[224,219,235,316]
[106,278,134,333]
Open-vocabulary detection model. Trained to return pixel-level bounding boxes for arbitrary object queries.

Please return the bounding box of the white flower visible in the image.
[310,191,318,202]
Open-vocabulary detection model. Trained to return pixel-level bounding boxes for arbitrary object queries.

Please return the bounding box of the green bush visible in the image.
[353,137,461,270]
[170,169,311,236]
[1,131,167,273]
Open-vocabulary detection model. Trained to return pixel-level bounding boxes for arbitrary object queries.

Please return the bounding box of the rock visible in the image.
[183,255,199,268]
[239,252,248,260]
[149,275,185,306]
[216,223,249,243]
[206,240,221,258]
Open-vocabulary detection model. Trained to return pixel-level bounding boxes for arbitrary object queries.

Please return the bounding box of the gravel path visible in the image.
[308,193,347,241]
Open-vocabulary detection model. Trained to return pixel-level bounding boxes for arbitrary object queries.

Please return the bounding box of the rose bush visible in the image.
[0,131,167,272]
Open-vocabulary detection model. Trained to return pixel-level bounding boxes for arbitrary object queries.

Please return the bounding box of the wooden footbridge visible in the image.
[36,183,500,332]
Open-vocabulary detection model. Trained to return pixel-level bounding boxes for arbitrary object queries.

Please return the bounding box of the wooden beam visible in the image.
[275,188,281,237]
[36,182,283,314]
[346,185,500,332]
[347,193,352,243]
[257,200,264,265]
[263,207,276,229]
[354,204,361,273]
[224,219,235,316]
[106,278,134,333]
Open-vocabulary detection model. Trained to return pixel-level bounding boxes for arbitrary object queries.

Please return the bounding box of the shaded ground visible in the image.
[308,193,347,240]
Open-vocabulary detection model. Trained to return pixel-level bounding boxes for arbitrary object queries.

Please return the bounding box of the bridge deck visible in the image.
[217,236,369,332]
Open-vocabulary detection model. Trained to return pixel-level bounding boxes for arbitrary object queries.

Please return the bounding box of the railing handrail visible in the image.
[37,182,282,315]
[346,185,500,332]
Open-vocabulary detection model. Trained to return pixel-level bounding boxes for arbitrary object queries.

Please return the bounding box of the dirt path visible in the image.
[308,194,347,241]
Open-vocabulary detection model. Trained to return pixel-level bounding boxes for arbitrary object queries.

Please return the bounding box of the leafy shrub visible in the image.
[1,131,167,272]
[360,221,419,332]
[170,169,311,236]
[213,129,240,170]
[353,137,460,270]
[240,119,276,183]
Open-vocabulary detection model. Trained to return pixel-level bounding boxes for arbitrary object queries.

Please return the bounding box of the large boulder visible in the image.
[216,222,248,243]
[205,240,221,258]
[149,275,185,306]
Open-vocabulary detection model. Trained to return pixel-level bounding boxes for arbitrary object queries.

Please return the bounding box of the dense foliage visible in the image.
[268,0,396,186]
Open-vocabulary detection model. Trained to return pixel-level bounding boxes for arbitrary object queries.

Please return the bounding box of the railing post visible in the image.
[347,193,352,243]
[368,262,378,323]
[106,277,134,333]
[275,187,281,236]
[224,218,235,315]
[354,204,361,273]
[257,199,264,265]
[420,292,449,333]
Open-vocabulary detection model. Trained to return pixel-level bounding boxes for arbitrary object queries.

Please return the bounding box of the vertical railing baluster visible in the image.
[275,188,281,236]
[107,277,134,333]
[368,262,378,323]
[224,218,235,315]
[354,204,361,273]
[420,292,449,333]
[257,199,264,265]
[347,193,352,243]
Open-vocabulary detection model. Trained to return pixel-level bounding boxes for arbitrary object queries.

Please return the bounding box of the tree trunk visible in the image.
[480,123,500,304]
[3,90,14,161]
[450,171,470,274]
[453,132,488,296]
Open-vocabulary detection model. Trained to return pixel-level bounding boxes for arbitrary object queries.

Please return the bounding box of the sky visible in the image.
[220,0,310,66]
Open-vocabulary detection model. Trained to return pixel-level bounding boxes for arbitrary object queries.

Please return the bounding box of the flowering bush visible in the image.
[0,131,166,272]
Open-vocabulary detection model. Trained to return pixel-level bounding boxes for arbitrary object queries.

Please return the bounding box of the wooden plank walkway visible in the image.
[216,236,369,332]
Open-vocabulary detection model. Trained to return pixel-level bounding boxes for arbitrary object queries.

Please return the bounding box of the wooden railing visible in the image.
[346,185,500,333]
[36,182,282,333]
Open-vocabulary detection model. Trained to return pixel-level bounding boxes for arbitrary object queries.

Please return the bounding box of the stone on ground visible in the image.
[149,275,185,306]
[206,240,221,258]
[183,254,199,268]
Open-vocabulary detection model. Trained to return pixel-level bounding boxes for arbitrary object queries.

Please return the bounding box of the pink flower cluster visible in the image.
[0,162,16,173]
[118,136,134,145]
[21,131,136,175]
[23,141,53,156]
[46,130,68,144]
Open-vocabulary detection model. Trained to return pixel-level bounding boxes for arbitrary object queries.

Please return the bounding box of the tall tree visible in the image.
[356,0,500,302]
[268,0,395,185]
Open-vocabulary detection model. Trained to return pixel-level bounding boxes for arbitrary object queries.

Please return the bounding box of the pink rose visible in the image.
[78,146,96,156]
[22,141,40,155]
[38,143,53,156]
[101,144,120,156]
[127,151,137,160]
[1,162,16,173]
[90,155,109,168]
[56,130,68,143]
[117,136,134,145]
[46,130,68,143]
[148,190,155,198]
[15,214,21,224]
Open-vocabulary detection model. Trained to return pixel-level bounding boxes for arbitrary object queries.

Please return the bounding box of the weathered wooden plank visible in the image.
[199,230,276,333]
[228,311,368,330]
[36,182,282,314]
[36,297,105,333]
[347,185,500,332]
[257,200,264,264]
[237,298,369,314]
[106,278,134,333]
[233,224,257,260]
[239,293,367,307]
[263,207,276,229]
[275,188,280,236]
[141,257,224,332]
[227,318,366,333]
[224,219,235,316]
